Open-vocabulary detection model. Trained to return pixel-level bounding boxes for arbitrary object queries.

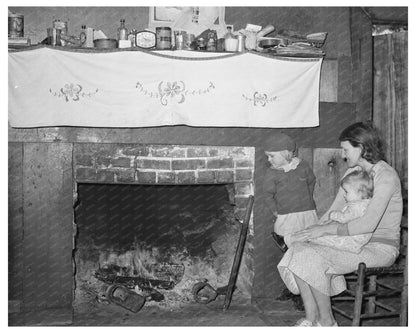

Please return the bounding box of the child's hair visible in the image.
[341,170,374,199]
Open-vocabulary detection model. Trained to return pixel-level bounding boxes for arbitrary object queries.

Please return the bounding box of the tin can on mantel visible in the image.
[237,34,246,52]
[183,33,195,50]
[52,19,68,46]
[156,27,172,50]
[8,13,24,38]
[174,30,186,50]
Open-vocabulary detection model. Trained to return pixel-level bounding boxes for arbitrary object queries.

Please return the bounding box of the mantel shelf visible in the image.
[8,44,325,59]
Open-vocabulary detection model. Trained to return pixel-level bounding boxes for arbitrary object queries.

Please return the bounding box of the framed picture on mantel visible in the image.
[147,6,228,36]
[148,6,187,28]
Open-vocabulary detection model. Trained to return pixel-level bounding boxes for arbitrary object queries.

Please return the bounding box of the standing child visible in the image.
[310,170,374,252]
[262,133,318,306]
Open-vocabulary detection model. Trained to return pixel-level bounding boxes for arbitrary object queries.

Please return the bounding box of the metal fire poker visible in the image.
[223,195,254,310]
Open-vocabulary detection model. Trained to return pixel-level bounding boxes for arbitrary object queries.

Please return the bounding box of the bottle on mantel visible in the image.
[117,19,128,40]
[79,25,87,47]
[224,26,234,40]
[224,26,238,52]
[128,29,137,47]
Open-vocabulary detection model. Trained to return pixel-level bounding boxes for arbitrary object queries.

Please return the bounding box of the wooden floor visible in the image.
[9,296,405,326]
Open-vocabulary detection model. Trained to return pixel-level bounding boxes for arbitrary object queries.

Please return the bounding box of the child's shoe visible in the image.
[271,232,288,252]
[293,318,314,326]
[314,320,338,326]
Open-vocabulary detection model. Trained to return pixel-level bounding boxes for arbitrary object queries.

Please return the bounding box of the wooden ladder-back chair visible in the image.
[331,217,408,326]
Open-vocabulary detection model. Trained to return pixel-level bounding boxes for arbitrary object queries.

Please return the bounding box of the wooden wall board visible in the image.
[312,148,347,218]
[22,143,74,313]
[373,32,408,193]
[351,7,373,122]
[320,59,338,102]
[8,143,24,305]
[297,147,313,170]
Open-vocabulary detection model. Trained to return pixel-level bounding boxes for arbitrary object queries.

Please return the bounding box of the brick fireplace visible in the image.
[72,143,255,311]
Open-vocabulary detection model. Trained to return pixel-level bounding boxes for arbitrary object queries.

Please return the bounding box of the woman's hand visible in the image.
[292,222,340,242]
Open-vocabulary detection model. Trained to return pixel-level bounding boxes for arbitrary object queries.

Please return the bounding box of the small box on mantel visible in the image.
[8,37,31,48]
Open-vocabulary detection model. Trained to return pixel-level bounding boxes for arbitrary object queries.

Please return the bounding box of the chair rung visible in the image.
[363,290,401,298]
[332,306,353,320]
[373,300,397,312]
[365,266,404,275]
[360,312,400,320]
[332,296,355,301]
[377,281,403,290]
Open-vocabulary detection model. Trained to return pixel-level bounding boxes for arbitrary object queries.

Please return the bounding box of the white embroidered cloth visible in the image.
[8,47,322,128]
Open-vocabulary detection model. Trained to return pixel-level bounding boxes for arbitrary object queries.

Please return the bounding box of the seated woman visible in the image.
[277,122,403,326]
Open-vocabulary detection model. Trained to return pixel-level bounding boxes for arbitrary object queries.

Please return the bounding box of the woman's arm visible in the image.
[318,184,347,224]
[291,221,340,242]
[338,174,398,236]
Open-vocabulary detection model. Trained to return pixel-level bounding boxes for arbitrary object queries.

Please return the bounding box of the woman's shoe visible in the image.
[294,318,314,326]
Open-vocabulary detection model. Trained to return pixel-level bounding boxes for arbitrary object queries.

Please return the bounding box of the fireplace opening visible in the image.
[73,182,252,312]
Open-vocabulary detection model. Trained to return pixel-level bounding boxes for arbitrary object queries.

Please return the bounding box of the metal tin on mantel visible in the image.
[237,34,246,52]
[156,27,172,50]
[174,30,186,50]
[8,13,24,38]
[52,20,68,46]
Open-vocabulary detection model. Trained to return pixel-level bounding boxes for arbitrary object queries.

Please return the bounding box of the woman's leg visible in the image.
[293,274,318,322]
[309,285,336,326]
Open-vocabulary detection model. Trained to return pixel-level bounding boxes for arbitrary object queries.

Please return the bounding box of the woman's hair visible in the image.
[338,122,385,163]
[341,170,374,199]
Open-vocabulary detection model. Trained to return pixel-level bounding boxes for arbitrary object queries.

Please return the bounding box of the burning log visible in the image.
[150,263,185,285]
[95,268,175,290]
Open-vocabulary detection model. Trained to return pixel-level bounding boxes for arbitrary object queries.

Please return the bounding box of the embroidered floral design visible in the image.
[49,83,98,102]
[136,81,215,106]
[242,91,278,106]
[62,83,82,101]
[158,81,185,106]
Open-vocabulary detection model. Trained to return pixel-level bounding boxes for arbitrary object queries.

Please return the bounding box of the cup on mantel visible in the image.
[224,38,238,52]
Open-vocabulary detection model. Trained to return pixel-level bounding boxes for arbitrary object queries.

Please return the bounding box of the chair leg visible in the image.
[367,275,377,314]
[352,263,366,326]
[400,254,408,326]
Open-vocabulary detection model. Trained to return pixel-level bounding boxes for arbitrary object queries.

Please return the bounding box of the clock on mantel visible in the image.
[135,31,156,49]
